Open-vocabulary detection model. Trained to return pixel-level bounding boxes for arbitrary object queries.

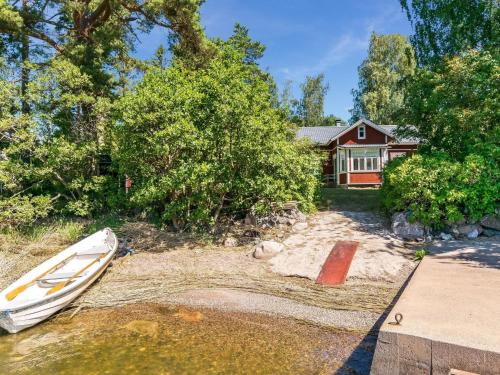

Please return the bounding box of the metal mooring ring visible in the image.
[395,313,403,325]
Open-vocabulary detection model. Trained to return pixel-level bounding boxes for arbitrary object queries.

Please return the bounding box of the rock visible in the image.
[480,214,500,231]
[483,228,500,237]
[277,216,289,225]
[292,222,308,232]
[174,309,204,322]
[253,240,284,259]
[13,333,63,356]
[282,201,298,211]
[456,224,483,238]
[243,229,260,238]
[122,320,159,338]
[467,229,480,239]
[223,237,238,247]
[439,232,453,241]
[244,212,257,226]
[286,218,296,226]
[295,212,307,223]
[391,212,426,240]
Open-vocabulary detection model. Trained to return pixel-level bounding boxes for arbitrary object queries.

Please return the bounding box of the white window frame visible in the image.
[352,157,379,171]
[351,148,381,172]
[358,125,366,140]
[339,150,346,172]
[389,151,407,160]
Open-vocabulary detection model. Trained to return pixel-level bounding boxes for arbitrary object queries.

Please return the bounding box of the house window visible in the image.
[390,151,407,160]
[339,150,346,172]
[352,149,380,171]
[358,125,366,139]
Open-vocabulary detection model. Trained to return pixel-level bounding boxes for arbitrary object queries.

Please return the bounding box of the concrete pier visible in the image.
[371,240,500,374]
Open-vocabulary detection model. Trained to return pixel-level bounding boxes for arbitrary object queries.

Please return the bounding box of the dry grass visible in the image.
[0,216,125,289]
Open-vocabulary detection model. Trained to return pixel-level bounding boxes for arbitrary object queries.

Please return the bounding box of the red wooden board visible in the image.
[316,241,359,286]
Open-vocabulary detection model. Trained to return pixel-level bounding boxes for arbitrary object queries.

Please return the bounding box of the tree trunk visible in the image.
[21,0,30,114]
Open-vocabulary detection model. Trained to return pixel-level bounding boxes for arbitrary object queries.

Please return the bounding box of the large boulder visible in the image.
[483,228,500,237]
[455,223,483,239]
[391,212,426,240]
[253,240,284,259]
[244,204,307,229]
[480,214,500,231]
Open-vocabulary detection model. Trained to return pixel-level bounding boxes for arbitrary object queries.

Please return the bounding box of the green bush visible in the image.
[114,44,321,229]
[398,50,499,161]
[414,249,428,261]
[0,195,53,229]
[382,151,499,228]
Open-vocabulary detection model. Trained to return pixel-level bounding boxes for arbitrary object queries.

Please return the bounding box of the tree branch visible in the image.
[28,30,63,53]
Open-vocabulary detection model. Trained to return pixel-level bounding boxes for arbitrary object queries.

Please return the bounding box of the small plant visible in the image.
[414,249,429,261]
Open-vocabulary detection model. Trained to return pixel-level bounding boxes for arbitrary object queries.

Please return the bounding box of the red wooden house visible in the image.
[297,119,419,187]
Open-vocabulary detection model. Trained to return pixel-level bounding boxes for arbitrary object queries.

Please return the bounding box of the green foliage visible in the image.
[383,11,500,229]
[0,195,52,229]
[115,44,321,229]
[1,1,320,232]
[226,23,265,65]
[400,0,499,66]
[414,249,428,261]
[382,152,499,227]
[296,74,329,126]
[0,0,210,229]
[351,33,416,124]
[0,58,116,218]
[399,50,499,160]
[321,115,344,126]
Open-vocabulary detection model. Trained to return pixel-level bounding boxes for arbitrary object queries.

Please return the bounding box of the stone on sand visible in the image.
[223,237,238,247]
[292,222,308,232]
[174,309,204,322]
[391,212,426,240]
[253,240,284,259]
[122,320,159,338]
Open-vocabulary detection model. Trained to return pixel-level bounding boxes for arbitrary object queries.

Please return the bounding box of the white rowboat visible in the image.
[0,228,118,333]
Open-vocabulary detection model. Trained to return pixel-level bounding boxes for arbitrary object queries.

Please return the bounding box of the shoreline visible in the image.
[1,209,418,335]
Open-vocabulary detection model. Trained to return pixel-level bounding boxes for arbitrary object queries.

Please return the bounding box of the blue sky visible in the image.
[135,0,412,121]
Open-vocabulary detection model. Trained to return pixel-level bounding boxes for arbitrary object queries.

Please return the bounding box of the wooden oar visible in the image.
[6,253,75,301]
[46,252,108,296]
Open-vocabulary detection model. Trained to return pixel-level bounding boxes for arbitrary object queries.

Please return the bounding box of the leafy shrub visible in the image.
[0,195,53,229]
[114,44,321,229]
[382,151,499,228]
[398,50,499,160]
[414,249,428,261]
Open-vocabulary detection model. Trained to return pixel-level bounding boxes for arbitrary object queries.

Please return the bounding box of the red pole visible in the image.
[125,175,131,194]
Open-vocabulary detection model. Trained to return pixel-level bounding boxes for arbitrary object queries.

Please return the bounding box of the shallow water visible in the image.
[0,304,373,374]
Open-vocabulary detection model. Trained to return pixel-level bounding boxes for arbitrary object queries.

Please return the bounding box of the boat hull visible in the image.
[0,229,117,334]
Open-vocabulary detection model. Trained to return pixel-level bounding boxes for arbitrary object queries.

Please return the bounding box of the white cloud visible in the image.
[278,4,405,80]
[278,32,368,80]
